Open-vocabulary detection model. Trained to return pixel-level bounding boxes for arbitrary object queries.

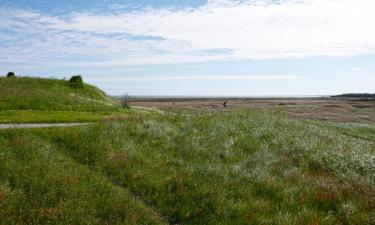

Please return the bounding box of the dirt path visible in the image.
[0,123,90,129]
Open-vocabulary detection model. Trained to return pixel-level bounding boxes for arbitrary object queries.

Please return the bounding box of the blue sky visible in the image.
[0,0,374,96]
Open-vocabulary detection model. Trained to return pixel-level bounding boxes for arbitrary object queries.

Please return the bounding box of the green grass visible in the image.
[1,110,374,224]
[0,110,131,124]
[309,121,375,142]
[0,76,132,123]
[0,133,165,224]
[0,76,119,112]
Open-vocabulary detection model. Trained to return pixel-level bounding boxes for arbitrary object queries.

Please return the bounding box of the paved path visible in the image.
[0,123,90,129]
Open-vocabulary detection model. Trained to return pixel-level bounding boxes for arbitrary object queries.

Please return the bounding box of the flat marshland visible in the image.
[131,98,375,124]
[0,78,374,224]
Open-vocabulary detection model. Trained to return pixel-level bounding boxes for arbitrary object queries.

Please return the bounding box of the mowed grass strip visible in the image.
[20,111,374,225]
[0,110,131,124]
[0,132,166,225]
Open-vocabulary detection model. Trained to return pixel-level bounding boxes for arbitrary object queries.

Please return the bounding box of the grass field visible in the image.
[1,78,374,224]
[309,120,375,142]
[1,110,374,224]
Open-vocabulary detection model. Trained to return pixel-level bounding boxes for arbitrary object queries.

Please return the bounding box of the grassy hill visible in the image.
[0,76,118,112]
[0,111,374,224]
[0,76,127,123]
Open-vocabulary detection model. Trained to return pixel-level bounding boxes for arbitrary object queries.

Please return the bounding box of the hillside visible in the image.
[0,76,119,111]
[0,111,374,224]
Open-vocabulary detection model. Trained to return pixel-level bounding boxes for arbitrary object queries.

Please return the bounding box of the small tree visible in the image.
[7,72,15,78]
[69,75,84,88]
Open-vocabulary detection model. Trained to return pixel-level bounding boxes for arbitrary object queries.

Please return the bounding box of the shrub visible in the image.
[121,94,130,109]
[6,72,15,78]
[69,75,84,88]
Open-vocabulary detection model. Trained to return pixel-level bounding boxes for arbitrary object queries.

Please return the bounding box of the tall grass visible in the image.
[0,132,165,224]
[1,110,374,224]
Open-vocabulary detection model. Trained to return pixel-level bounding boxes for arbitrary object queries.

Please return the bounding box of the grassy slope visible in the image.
[0,76,118,112]
[0,77,127,123]
[1,111,374,224]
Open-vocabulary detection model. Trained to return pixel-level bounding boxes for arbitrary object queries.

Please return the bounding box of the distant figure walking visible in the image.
[223,101,228,108]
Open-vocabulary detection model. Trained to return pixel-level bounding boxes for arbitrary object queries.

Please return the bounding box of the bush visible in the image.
[69,75,84,88]
[6,72,15,78]
[121,94,130,109]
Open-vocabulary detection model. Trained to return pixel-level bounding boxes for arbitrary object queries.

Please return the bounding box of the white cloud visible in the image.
[351,67,365,71]
[1,0,375,66]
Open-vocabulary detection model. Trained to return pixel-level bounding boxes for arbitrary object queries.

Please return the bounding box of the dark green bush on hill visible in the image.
[69,75,83,88]
[6,72,15,78]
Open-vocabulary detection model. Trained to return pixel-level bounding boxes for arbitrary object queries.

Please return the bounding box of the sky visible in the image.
[0,0,374,96]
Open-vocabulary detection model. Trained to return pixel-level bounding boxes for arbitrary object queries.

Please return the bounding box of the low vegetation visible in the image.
[1,110,374,224]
